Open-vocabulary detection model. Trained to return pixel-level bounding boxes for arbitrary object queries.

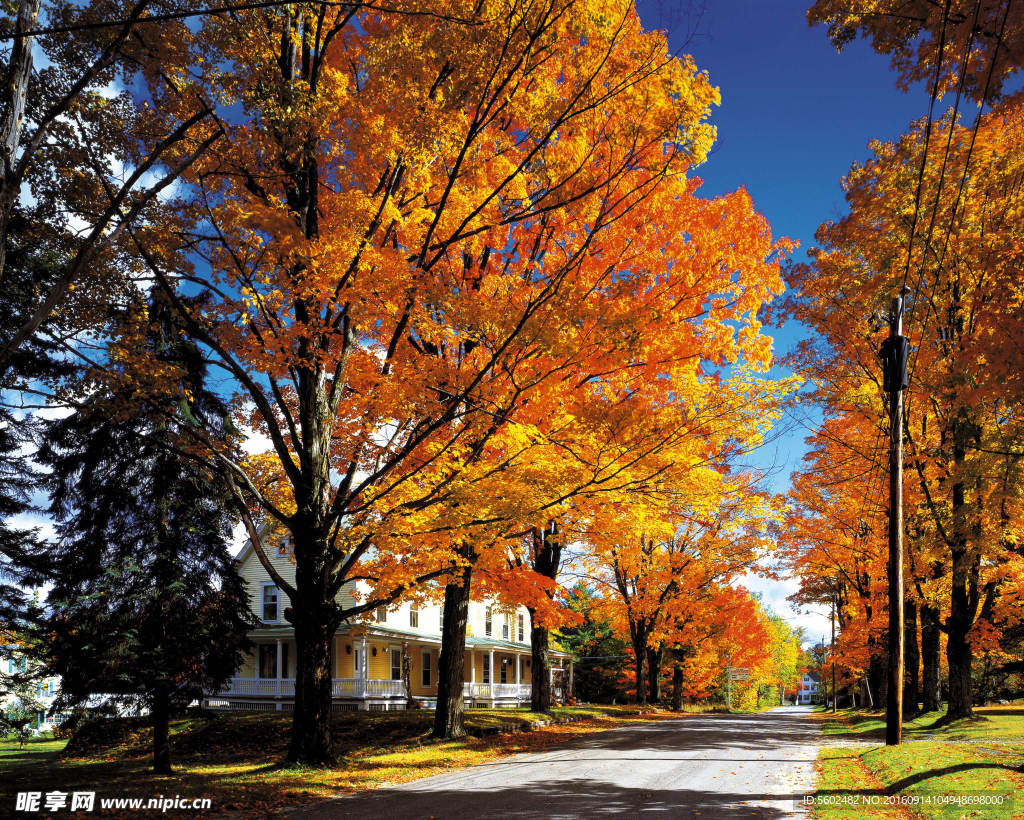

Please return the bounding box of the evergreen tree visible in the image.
[558,586,629,704]
[0,213,71,635]
[38,290,254,774]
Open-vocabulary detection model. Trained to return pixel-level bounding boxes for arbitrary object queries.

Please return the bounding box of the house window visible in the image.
[422,651,431,687]
[410,605,419,628]
[438,603,444,628]
[518,614,524,642]
[482,652,490,684]
[258,644,277,679]
[390,646,402,680]
[262,584,279,623]
[353,647,361,678]
[502,616,509,640]
[485,607,492,636]
[281,644,290,678]
[500,657,508,684]
[376,607,386,623]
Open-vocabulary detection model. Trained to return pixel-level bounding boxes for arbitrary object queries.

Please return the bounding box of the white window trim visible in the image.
[261,582,280,624]
[390,644,402,680]
[421,649,431,687]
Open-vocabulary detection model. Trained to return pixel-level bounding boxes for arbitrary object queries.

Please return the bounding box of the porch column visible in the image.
[360,636,368,696]
[276,639,282,696]
[516,654,521,685]
[470,650,476,685]
[568,658,574,701]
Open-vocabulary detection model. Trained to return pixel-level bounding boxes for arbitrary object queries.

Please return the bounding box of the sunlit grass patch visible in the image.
[816,705,1024,742]
[814,719,1024,820]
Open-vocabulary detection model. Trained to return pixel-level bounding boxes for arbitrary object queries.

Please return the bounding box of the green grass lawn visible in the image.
[1,705,689,817]
[818,704,1024,741]
[813,706,1024,820]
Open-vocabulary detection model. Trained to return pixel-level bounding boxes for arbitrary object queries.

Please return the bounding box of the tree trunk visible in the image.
[402,642,413,709]
[433,562,472,739]
[947,519,974,715]
[946,607,973,718]
[870,650,887,709]
[287,599,337,765]
[646,645,663,704]
[631,629,648,706]
[904,600,920,715]
[528,523,560,714]
[152,683,172,774]
[531,617,552,713]
[0,0,42,296]
[671,666,683,711]
[920,604,942,712]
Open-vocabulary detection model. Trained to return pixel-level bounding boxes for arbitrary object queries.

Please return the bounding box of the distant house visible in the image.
[797,671,821,705]
[1,645,64,731]
[205,533,572,711]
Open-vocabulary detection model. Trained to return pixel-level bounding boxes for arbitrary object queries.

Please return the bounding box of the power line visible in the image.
[904,0,1014,406]
[0,0,472,39]
[899,0,954,293]
[903,0,984,337]
[1,0,303,39]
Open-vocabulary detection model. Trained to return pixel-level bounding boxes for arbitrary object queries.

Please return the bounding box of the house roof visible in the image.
[806,671,821,682]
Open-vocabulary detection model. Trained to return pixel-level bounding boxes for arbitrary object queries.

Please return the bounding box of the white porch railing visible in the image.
[364,678,405,696]
[463,682,490,698]
[332,678,361,696]
[221,677,405,697]
[462,682,531,699]
[221,678,297,695]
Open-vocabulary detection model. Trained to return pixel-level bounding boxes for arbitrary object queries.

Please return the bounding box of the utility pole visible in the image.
[880,285,911,746]
[831,594,837,714]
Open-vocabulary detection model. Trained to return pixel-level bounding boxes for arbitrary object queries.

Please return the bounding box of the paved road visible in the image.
[286,706,820,820]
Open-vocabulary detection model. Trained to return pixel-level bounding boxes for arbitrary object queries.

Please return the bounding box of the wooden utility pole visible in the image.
[831,595,837,714]
[881,286,911,746]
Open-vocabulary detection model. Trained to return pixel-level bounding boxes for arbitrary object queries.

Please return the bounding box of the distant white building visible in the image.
[797,671,821,705]
[2,645,63,731]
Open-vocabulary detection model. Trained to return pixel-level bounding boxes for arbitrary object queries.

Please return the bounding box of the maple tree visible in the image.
[807,0,1024,104]
[776,97,1024,717]
[576,371,790,705]
[93,0,749,764]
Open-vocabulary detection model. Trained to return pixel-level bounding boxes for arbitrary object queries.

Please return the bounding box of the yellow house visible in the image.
[207,535,572,711]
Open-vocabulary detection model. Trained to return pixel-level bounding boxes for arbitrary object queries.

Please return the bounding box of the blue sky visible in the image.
[633,0,927,644]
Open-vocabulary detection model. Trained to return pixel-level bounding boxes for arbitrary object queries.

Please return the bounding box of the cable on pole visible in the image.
[899,0,954,293]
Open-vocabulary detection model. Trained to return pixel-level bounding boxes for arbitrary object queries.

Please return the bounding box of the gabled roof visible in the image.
[806,671,821,682]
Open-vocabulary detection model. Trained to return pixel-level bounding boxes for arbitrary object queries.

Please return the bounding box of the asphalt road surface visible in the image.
[286,705,821,820]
